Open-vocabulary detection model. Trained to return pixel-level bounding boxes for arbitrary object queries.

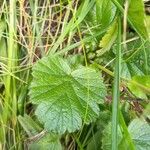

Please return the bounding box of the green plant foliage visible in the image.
[18,115,62,150]
[29,55,106,134]
[97,20,118,56]
[128,118,150,150]
[0,38,7,64]
[86,110,111,150]
[28,134,62,150]
[101,118,150,150]
[121,62,132,79]
[18,115,42,137]
[1,0,150,149]
[121,61,146,79]
[145,15,150,35]
[0,20,6,40]
[101,122,122,150]
[127,63,145,76]
[128,75,150,99]
[143,103,150,119]
[96,0,116,28]
[86,130,102,150]
[128,0,149,39]
[0,20,7,64]
[124,38,150,75]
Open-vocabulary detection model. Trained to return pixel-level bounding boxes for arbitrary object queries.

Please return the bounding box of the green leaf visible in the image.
[128,0,148,39]
[86,111,111,150]
[96,0,116,28]
[29,133,62,150]
[0,20,6,40]
[101,122,122,150]
[86,130,102,150]
[0,38,7,64]
[121,62,131,79]
[127,63,145,77]
[18,115,42,137]
[143,103,150,120]
[102,118,150,150]
[128,118,150,150]
[97,20,118,56]
[128,75,150,99]
[145,15,150,35]
[18,115,61,150]
[0,20,7,64]
[121,61,145,80]
[29,56,106,134]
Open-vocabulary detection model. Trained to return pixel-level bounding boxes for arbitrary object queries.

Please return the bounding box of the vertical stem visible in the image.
[123,0,129,50]
[142,40,148,75]
[111,17,121,150]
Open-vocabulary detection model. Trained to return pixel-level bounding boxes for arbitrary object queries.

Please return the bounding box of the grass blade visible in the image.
[111,17,121,150]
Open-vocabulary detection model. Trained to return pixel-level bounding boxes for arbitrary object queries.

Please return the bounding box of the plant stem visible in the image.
[111,17,121,150]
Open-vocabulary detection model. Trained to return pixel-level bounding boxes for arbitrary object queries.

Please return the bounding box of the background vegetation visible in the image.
[0,0,150,150]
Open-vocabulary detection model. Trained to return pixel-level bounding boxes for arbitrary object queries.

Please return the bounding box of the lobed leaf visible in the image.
[29,56,106,134]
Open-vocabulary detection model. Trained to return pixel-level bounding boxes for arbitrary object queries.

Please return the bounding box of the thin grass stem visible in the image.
[111,16,121,150]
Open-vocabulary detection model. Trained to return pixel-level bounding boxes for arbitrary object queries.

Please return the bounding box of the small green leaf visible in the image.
[18,115,42,137]
[128,75,150,99]
[97,20,118,56]
[121,62,131,79]
[128,0,148,39]
[29,56,106,134]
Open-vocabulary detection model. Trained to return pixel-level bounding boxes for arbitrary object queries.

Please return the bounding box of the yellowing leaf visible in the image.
[97,20,118,56]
